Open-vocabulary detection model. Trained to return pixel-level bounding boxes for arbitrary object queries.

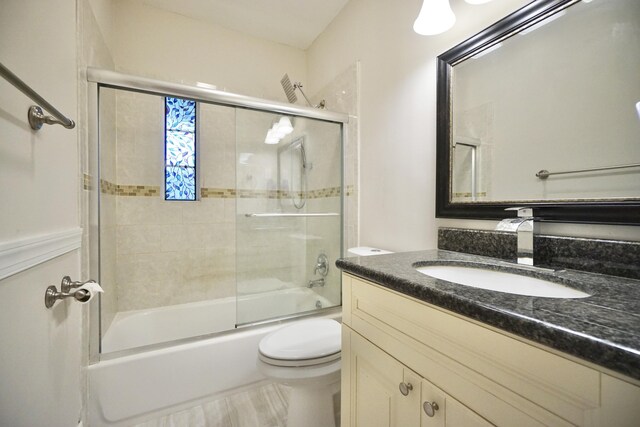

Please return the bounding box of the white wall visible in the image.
[88,0,116,50]
[110,0,308,102]
[307,0,529,251]
[307,0,640,249]
[0,0,83,425]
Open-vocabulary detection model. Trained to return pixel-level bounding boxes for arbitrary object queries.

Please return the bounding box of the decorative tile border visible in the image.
[83,173,94,191]
[117,185,160,197]
[308,187,342,198]
[95,179,355,200]
[200,188,236,198]
[99,179,159,197]
[100,179,117,195]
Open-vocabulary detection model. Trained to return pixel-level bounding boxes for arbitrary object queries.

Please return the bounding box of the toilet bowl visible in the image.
[257,318,341,427]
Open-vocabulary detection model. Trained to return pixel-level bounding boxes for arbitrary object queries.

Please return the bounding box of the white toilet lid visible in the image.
[259,319,341,363]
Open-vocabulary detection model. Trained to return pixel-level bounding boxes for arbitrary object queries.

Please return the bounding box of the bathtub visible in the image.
[89,287,339,426]
[103,287,333,353]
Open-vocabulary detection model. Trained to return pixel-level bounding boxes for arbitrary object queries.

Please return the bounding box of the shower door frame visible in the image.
[87,68,348,363]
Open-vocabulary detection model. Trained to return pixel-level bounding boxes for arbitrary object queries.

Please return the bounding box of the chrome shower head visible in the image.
[281,74,326,109]
[280,74,298,104]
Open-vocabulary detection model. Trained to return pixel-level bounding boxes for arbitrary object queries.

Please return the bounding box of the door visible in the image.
[234,108,343,326]
[0,1,83,425]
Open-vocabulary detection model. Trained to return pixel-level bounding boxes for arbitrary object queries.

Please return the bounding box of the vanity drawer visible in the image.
[344,273,602,426]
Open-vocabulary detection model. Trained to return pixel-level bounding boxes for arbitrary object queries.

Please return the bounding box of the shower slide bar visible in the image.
[536,163,640,179]
[245,213,339,218]
[0,61,75,130]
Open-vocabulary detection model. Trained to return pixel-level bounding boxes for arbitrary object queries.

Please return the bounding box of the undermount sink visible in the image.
[415,264,591,299]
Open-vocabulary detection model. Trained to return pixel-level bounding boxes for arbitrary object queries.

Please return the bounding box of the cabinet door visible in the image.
[421,379,493,427]
[349,328,421,427]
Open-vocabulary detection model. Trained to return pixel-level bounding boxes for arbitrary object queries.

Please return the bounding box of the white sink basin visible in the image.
[416,265,590,298]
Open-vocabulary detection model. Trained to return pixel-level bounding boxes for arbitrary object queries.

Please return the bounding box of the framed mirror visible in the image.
[436,0,640,224]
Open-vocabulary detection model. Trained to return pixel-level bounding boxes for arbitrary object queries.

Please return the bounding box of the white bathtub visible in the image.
[103,287,333,353]
[89,287,339,426]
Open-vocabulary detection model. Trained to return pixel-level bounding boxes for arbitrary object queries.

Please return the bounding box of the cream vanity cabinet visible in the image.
[341,273,640,427]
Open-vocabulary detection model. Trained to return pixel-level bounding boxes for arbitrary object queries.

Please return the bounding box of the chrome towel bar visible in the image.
[0,61,75,130]
[536,163,640,179]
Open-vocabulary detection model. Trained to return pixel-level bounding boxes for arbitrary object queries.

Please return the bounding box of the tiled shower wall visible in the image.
[111,92,237,312]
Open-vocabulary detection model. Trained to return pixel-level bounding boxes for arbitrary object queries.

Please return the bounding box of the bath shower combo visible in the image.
[85,68,346,426]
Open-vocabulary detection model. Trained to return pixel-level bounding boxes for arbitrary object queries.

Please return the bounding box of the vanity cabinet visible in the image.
[341,273,640,427]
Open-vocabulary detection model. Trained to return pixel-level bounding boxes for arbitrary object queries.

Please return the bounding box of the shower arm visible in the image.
[294,82,326,109]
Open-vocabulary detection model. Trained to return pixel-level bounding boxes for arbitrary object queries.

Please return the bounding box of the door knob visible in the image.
[423,401,440,417]
[399,382,413,396]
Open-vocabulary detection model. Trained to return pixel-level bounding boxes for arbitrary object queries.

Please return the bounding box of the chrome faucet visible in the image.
[505,207,538,266]
[308,278,325,288]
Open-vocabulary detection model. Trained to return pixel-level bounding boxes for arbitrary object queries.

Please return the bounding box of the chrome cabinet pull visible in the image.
[399,382,413,396]
[423,401,440,417]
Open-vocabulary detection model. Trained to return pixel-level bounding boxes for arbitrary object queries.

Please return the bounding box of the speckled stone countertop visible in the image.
[336,250,640,381]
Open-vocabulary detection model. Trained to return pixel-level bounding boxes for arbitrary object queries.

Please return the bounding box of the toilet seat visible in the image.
[258,318,341,367]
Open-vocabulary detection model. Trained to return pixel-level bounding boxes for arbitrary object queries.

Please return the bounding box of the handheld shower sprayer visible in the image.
[280,74,326,109]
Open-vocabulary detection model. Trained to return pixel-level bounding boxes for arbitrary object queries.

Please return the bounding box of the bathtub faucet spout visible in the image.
[307,278,325,288]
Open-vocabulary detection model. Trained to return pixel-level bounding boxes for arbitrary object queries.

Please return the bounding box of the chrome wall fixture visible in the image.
[44,276,97,308]
[280,73,326,109]
[314,254,329,277]
[536,163,640,179]
[308,253,329,288]
[0,61,76,130]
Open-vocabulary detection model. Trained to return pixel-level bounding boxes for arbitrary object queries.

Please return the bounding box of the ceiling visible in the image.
[142,0,350,50]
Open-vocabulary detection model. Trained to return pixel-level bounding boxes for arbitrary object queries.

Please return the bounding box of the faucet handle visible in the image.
[505,207,534,218]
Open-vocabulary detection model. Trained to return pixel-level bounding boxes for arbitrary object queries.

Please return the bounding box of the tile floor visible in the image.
[133,382,340,427]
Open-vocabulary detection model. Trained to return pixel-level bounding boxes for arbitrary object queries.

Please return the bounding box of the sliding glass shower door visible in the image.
[92,70,346,356]
[235,109,343,326]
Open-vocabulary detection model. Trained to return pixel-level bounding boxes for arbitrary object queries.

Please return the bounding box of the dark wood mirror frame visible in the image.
[436,0,640,225]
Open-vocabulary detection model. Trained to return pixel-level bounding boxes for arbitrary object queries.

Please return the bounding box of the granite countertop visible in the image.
[336,249,640,381]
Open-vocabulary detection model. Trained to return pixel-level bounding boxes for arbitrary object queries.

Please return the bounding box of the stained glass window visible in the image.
[165,97,196,200]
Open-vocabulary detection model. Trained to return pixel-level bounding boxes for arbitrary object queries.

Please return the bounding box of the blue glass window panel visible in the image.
[165,97,196,132]
[166,131,195,167]
[166,166,196,200]
[165,96,196,201]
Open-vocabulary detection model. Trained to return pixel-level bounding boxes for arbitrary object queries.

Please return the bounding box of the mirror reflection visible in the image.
[451,0,640,203]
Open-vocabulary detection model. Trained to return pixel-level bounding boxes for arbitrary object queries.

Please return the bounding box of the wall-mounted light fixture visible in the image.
[414,0,496,36]
[264,116,294,144]
[413,0,456,35]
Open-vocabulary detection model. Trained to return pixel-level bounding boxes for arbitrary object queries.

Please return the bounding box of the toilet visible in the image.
[257,318,341,427]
